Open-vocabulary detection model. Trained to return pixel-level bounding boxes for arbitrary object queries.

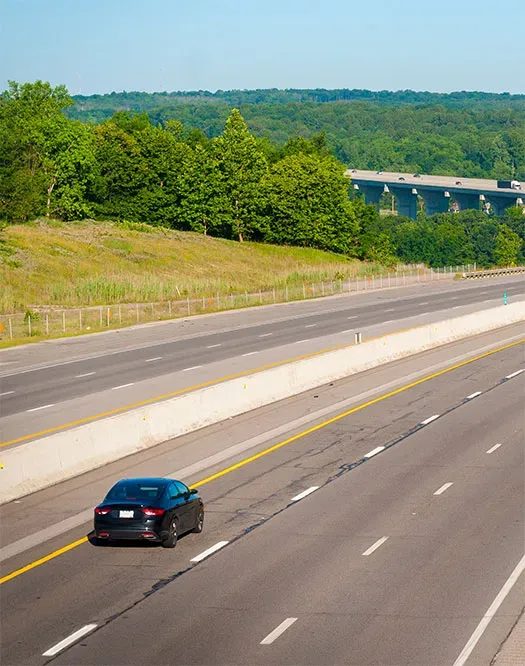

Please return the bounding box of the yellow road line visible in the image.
[0,337,523,586]
[0,342,355,449]
[0,537,88,585]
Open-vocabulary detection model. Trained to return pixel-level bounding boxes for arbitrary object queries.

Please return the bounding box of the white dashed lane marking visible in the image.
[259,333,273,337]
[144,357,162,362]
[182,365,202,372]
[111,383,134,390]
[421,414,440,425]
[42,625,98,657]
[206,344,221,349]
[487,443,502,454]
[362,536,389,556]
[364,446,384,459]
[466,391,482,399]
[26,404,54,412]
[242,351,259,357]
[190,541,229,563]
[434,482,454,496]
[0,391,14,397]
[260,618,298,645]
[75,372,96,378]
[291,487,319,502]
[506,369,524,379]
[304,324,317,328]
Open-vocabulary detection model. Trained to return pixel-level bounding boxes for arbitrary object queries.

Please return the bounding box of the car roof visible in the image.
[111,477,173,486]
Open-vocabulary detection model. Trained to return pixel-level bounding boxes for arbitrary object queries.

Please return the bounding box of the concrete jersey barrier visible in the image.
[1,302,524,504]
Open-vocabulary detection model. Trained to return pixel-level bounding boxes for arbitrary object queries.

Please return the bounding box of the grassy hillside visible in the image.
[0,219,375,314]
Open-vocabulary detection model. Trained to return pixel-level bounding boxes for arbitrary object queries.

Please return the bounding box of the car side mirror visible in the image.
[189,488,198,496]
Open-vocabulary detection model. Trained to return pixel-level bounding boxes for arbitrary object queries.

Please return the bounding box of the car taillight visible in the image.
[94,507,111,515]
[142,507,165,516]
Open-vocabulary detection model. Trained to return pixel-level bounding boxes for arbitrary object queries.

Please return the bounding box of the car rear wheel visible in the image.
[192,508,204,533]
[162,518,178,548]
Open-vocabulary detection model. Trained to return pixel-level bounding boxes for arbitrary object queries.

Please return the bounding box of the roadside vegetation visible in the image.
[0,218,370,314]
[0,81,523,323]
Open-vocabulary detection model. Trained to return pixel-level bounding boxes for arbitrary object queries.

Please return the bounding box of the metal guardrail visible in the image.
[461,266,525,279]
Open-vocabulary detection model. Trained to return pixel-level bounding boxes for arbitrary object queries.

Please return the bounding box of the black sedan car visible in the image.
[94,477,204,548]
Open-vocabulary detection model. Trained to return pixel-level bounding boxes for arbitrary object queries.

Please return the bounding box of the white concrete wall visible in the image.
[1,302,523,504]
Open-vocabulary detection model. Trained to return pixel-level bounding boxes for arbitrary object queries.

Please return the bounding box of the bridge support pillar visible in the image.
[421,190,450,216]
[485,195,513,216]
[389,187,418,220]
[357,184,384,210]
[454,192,480,212]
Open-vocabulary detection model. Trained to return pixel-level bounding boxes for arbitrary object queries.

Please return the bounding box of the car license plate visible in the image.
[119,510,134,518]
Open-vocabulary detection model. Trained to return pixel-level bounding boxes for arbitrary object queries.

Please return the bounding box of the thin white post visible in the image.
[187,297,190,315]
[28,315,31,337]
[79,310,82,330]
[9,318,12,339]
[46,313,49,336]
[63,311,66,332]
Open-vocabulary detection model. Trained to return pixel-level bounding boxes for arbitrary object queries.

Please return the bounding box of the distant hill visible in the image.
[65,88,525,181]
[68,88,525,124]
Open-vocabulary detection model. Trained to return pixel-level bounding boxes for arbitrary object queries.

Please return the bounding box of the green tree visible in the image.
[0,80,74,221]
[262,153,359,254]
[494,224,522,266]
[212,109,268,241]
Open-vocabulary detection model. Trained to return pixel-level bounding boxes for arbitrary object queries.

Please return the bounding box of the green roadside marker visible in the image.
[503,292,508,305]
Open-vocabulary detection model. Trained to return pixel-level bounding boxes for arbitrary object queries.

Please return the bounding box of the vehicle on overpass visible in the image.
[497,179,522,190]
[94,477,204,547]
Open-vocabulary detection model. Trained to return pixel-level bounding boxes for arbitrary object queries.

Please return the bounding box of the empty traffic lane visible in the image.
[0,278,522,418]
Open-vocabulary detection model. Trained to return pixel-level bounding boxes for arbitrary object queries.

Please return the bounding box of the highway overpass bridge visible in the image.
[347,169,523,219]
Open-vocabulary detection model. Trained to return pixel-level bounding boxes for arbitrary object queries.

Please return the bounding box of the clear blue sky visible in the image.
[2,0,524,96]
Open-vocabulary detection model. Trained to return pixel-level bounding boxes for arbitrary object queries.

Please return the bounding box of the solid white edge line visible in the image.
[434,482,454,496]
[291,486,319,502]
[190,540,229,563]
[144,356,162,362]
[362,536,389,556]
[0,391,14,396]
[466,391,482,399]
[182,365,202,371]
[452,553,525,666]
[364,446,385,459]
[260,617,298,645]
[75,372,96,378]
[42,624,98,657]
[421,414,440,425]
[486,443,502,454]
[111,383,134,390]
[506,369,524,379]
[26,404,54,412]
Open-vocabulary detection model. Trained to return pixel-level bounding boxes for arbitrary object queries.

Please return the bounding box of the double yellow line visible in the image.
[1,338,522,586]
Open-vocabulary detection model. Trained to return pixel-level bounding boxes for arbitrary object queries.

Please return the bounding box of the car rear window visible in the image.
[106,482,164,502]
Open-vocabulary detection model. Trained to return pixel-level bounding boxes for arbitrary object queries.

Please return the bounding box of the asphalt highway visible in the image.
[0,328,523,665]
[0,277,522,425]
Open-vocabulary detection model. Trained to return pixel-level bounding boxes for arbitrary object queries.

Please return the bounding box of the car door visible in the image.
[172,481,193,532]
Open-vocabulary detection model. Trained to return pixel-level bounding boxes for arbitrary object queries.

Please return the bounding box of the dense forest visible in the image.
[68,88,525,181]
[1,81,524,269]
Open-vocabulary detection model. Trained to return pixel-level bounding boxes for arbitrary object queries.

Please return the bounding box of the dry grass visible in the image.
[0,218,383,314]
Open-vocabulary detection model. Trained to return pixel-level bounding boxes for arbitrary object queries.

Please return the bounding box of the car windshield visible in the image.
[105,482,164,502]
